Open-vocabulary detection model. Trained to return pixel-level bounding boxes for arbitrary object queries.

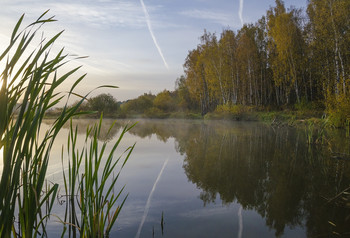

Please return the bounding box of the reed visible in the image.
[0,12,123,237]
[62,117,135,237]
[305,119,329,146]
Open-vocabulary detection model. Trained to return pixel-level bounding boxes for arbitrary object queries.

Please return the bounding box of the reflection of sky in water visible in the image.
[3,119,348,237]
[42,119,253,237]
[0,119,307,237]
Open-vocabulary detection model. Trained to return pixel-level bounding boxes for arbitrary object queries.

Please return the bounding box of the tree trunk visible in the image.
[329,0,342,95]
[201,66,209,115]
[309,69,313,101]
[248,60,253,105]
[275,85,280,106]
[235,62,240,104]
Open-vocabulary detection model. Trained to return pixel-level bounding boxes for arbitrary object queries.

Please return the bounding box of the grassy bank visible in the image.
[205,108,325,127]
[45,106,329,128]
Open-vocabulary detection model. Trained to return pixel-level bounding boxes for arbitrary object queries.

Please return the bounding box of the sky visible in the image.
[0,0,307,102]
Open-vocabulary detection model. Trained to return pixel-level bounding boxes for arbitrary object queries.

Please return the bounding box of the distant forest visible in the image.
[68,0,350,126]
[177,0,349,115]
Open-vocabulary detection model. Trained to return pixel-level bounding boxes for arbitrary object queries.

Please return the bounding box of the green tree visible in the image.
[88,93,119,116]
[200,31,228,105]
[307,0,350,125]
[175,75,198,111]
[184,46,211,115]
[236,24,260,105]
[153,90,177,112]
[121,93,154,114]
[219,29,239,104]
[178,0,349,119]
[267,0,306,104]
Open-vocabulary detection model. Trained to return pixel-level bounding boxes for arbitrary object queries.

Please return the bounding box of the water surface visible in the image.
[7,119,350,237]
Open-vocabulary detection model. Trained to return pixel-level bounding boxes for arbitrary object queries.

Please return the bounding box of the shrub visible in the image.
[153,90,177,112]
[121,93,154,115]
[216,104,253,114]
[326,94,350,128]
[88,93,119,116]
[144,107,169,118]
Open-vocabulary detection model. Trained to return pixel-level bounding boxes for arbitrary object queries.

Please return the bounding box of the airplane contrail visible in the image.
[135,158,169,238]
[140,0,169,69]
[237,205,243,238]
[239,0,244,26]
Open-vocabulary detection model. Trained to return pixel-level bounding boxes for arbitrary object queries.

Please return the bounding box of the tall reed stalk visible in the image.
[62,117,135,237]
[0,12,122,237]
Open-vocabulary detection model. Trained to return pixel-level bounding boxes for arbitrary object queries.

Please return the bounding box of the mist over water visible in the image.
[38,119,350,237]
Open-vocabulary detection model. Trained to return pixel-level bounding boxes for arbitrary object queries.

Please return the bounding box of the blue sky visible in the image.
[0,0,306,101]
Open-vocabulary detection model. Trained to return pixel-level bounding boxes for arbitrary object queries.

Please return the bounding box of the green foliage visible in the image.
[267,1,305,104]
[215,104,253,115]
[326,94,350,128]
[153,90,177,112]
[0,12,90,237]
[175,75,198,111]
[88,93,119,116]
[144,107,169,119]
[204,104,255,120]
[293,98,325,121]
[121,89,200,118]
[62,117,135,237]
[177,0,350,123]
[168,112,202,119]
[305,119,329,146]
[121,93,154,115]
[294,98,320,111]
[0,12,132,237]
[307,0,350,98]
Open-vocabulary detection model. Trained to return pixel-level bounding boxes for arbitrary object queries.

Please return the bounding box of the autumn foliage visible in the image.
[180,0,350,126]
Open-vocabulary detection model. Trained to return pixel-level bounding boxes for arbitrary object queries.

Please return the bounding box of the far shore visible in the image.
[43,108,329,129]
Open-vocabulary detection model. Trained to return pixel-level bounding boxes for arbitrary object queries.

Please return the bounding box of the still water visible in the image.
[39,119,350,237]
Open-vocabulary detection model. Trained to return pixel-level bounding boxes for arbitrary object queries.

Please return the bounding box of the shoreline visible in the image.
[44,109,331,129]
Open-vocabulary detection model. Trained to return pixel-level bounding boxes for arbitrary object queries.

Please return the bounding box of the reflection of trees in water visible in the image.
[126,119,198,143]
[43,118,350,236]
[43,119,123,142]
[176,122,350,237]
[122,119,350,237]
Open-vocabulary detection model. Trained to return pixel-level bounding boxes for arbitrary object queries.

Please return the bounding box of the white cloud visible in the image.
[51,2,146,29]
[0,1,152,72]
[1,1,146,29]
[180,9,237,27]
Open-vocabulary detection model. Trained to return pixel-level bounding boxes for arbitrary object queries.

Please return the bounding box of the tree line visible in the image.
[60,0,349,125]
[178,0,350,124]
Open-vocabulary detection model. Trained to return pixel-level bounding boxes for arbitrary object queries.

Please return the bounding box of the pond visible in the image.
[9,119,350,237]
